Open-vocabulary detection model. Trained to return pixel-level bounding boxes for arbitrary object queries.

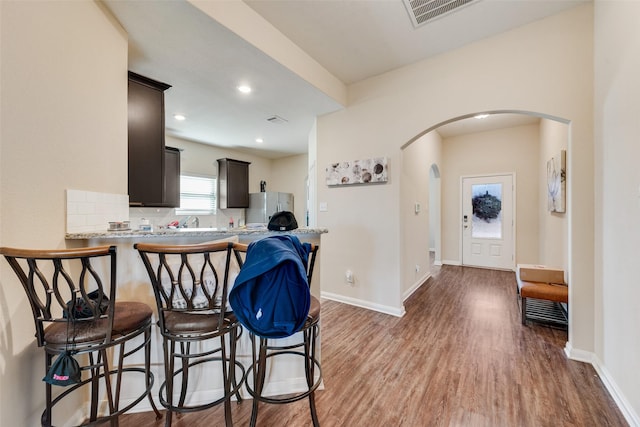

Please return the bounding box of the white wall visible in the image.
[440,123,540,265]
[594,1,640,423]
[161,135,273,227]
[167,135,273,195]
[429,165,441,261]
[538,119,569,272]
[317,5,595,351]
[0,2,128,426]
[401,131,441,298]
[308,120,318,227]
[271,153,309,226]
[138,137,309,229]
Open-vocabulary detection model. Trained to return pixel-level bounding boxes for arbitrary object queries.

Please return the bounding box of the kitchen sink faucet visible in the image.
[178,216,199,228]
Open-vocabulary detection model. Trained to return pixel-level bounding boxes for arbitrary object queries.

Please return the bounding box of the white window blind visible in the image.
[176,174,216,215]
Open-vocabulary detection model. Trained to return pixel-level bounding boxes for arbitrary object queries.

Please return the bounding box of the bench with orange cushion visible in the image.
[519,281,568,324]
[516,264,567,325]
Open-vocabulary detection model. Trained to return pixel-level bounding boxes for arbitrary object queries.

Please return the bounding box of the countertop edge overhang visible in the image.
[65,227,328,240]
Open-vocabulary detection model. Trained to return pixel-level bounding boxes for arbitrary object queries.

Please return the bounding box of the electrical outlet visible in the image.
[345,270,354,284]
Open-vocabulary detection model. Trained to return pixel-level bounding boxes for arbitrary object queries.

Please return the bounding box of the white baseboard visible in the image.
[564,343,640,427]
[591,356,640,427]
[403,272,431,301]
[563,341,594,363]
[442,259,461,266]
[320,291,405,317]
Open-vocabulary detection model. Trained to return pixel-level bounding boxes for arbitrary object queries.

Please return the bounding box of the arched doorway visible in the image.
[429,164,441,267]
[401,110,569,274]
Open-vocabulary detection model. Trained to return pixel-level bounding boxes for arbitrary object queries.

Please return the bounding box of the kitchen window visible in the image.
[175,174,216,215]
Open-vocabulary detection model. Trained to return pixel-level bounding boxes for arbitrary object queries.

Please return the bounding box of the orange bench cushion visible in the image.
[519,280,568,303]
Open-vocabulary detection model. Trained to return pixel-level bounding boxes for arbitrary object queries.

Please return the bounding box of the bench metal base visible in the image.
[521,297,568,328]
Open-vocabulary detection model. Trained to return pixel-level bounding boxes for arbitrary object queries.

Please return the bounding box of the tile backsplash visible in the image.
[66,190,129,233]
[66,189,245,233]
[129,208,242,230]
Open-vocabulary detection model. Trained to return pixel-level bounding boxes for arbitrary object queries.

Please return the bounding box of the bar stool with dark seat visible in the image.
[0,245,161,426]
[231,237,321,427]
[134,240,245,427]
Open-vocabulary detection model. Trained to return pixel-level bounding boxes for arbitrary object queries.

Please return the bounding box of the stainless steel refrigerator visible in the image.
[246,192,294,224]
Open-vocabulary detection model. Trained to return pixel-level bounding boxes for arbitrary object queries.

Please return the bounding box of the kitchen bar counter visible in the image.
[65,226,327,240]
[66,227,326,412]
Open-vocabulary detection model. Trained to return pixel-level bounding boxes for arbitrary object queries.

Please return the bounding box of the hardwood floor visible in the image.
[119,265,627,427]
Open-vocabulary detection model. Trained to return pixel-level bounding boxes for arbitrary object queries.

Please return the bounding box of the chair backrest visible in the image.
[134,241,236,329]
[232,241,318,285]
[230,237,319,338]
[0,245,117,347]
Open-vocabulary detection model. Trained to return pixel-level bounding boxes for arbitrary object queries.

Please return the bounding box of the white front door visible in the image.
[462,174,514,270]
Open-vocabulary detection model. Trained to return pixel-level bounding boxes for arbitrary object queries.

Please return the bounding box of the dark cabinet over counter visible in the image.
[217,158,250,209]
[128,71,179,207]
[164,146,181,208]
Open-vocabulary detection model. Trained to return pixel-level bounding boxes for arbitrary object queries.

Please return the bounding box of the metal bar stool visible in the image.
[0,245,161,426]
[135,240,245,427]
[231,236,322,427]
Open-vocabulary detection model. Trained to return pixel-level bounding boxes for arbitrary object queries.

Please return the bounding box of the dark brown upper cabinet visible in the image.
[217,158,251,209]
[163,146,181,208]
[128,71,179,207]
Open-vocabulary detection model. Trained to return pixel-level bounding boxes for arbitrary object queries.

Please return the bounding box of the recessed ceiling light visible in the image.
[237,85,252,94]
[474,114,490,119]
[256,138,263,143]
[174,114,186,121]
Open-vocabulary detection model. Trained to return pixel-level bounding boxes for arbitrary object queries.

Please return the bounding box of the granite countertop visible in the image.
[66,227,328,240]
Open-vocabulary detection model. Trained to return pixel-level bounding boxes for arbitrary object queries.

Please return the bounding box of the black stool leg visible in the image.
[178,342,189,408]
[144,327,162,419]
[164,340,175,427]
[306,326,320,427]
[43,353,53,427]
[90,351,102,422]
[101,348,118,427]
[230,326,243,403]
[250,336,268,427]
[220,335,233,427]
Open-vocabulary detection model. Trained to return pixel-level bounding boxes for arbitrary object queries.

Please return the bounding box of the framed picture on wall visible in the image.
[547,149,566,213]
[326,157,388,186]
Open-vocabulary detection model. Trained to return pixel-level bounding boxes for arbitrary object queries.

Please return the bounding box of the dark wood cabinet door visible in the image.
[163,147,180,208]
[217,158,250,209]
[127,72,172,207]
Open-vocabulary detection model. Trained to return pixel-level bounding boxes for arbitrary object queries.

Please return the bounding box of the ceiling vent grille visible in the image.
[266,115,288,124]
[403,0,479,27]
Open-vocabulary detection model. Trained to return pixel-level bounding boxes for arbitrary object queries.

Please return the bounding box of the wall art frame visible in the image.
[547,149,566,213]
[326,157,388,186]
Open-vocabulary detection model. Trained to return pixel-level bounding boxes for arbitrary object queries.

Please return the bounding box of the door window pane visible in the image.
[471,183,502,239]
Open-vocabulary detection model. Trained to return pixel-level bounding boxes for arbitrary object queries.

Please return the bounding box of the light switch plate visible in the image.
[319,202,328,212]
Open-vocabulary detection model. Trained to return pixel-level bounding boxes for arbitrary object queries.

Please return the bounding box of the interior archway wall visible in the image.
[317,4,593,352]
[429,164,441,266]
[401,112,568,276]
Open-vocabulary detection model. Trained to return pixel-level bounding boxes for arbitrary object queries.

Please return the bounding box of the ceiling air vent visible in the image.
[403,0,479,28]
[266,115,288,124]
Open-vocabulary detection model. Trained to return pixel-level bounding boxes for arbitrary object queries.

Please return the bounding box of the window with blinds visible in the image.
[176,174,216,215]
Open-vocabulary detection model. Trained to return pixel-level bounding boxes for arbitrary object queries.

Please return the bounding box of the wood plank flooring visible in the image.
[119,264,627,427]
